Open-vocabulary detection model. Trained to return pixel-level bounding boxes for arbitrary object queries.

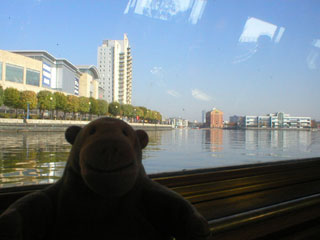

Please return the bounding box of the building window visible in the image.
[0,62,2,80]
[26,69,40,86]
[6,63,23,83]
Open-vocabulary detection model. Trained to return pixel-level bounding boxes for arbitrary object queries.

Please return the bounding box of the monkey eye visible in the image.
[89,127,96,135]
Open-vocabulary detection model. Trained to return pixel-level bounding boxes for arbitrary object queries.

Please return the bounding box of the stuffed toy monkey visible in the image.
[0,117,210,240]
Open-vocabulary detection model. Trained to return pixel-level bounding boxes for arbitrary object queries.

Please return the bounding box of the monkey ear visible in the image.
[136,130,149,149]
[65,126,82,145]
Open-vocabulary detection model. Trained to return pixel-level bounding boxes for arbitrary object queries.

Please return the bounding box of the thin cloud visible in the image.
[150,66,162,75]
[167,89,181,98]
[192,89,211,101]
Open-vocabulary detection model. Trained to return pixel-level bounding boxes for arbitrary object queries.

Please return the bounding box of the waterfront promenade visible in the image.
[0,118,173,132]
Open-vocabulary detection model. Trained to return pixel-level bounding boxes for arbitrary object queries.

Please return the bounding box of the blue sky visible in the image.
[1,0,320,121]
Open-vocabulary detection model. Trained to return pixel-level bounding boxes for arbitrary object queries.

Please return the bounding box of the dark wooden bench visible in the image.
[1,157,320,239]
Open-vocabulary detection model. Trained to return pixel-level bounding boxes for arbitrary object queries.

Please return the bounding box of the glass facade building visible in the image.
[244,113,311,129]
[26,69,40,86]
[5,64,23,83]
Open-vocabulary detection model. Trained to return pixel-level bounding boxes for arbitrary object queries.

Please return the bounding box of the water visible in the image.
[1,129,320,188]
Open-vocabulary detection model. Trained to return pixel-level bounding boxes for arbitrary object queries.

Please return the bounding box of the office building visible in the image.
[77,65,100,99]
[202,110,206,123]
[169,117,189,128]
[0,49,99,99]
[229,115,245,128]
[97,34,132,104]
[243,112,311,128]
[206,108,224,128]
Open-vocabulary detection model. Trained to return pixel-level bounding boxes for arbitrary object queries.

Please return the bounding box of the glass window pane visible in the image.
[5,64,23,83]
[26,69,40,86]
[1,1,320,189]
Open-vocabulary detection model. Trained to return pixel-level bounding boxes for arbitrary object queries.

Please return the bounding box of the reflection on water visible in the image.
[204,129,223,152]
[0,130,163,188]
[1,129,320,187]
[144,129,320,173]
[0,132,70,188]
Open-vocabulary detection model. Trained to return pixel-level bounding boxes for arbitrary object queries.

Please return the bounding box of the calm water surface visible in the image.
[1,129,320,188]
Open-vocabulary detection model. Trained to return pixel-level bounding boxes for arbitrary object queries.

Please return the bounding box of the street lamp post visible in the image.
[115,105,118,118]
[146,110,149,124]
[26,103,30,121]
[49,96,53,119]
[88,102,91,120]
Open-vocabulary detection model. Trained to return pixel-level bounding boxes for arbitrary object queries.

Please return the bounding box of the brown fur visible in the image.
[0,117,210,240]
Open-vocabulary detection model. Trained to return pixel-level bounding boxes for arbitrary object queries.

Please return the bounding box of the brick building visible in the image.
[206,108,224,128]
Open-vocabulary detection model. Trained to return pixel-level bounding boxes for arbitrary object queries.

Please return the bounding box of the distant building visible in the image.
[229,115,244,128]
[189,120,202,128]
[243,112,311,128]
[11,50,82,95]
[1,50,99,99]
[97,34,132,104]
[77,65,100,99]
[202,110,206,123]
[311,120,318,128]
[206,108,224,128]
[169,117,188,128]
[245,116,258,127]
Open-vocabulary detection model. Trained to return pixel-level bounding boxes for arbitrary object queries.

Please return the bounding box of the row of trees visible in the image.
[0,86,162,122]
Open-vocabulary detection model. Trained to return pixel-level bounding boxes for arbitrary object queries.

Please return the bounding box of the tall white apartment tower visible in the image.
[97,34,132,104]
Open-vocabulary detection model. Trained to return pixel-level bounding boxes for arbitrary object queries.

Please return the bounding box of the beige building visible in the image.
[77,65,100,99]
[0,50,99,99]
[0,49,44,93]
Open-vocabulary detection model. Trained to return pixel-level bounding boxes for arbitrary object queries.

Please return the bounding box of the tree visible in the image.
[137,106,149,121]
[108,102,120,116]
[145,109,152,121]
[121,104,134,118]
[19,91,37,113]
[54,92,67,119]
[37,91,55,118]
[78,97,90,119]
[0,85,4,106]
[148,111,162,123]
[138,106,147,116]
[65,95,79,119]
[97,99,108,116]
[4,88,20,116]
[134,107,144,120]
[154,111,162,122]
